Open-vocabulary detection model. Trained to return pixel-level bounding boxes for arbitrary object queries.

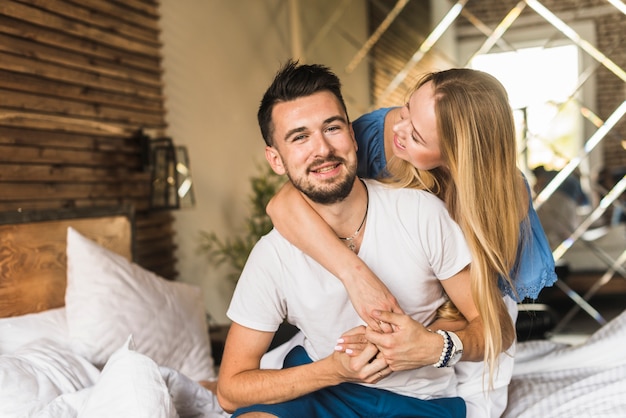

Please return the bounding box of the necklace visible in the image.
[338,180,369,252]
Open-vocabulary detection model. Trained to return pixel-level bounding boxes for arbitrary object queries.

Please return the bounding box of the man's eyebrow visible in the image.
[283,126,306,142]
[282,115,347,142]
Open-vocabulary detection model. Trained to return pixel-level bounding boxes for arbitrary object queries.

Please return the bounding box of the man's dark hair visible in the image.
[257,59,349,146]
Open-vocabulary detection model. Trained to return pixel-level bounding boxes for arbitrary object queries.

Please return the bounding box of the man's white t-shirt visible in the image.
[227,179,472,400]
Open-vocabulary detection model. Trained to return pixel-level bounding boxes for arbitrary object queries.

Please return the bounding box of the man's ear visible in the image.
[265,146,286,175]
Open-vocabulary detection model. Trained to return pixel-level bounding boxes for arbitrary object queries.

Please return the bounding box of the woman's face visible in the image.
[391,81,444,170]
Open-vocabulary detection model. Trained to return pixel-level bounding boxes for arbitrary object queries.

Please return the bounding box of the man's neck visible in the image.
[304,178,368,240]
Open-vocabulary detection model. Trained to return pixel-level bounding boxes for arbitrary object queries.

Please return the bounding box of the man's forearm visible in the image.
[217,357,339,413]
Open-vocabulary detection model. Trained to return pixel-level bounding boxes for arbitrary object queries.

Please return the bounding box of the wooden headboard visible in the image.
[0,206,134,318]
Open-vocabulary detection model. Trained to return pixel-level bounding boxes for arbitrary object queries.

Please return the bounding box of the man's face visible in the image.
[265,91,358,204]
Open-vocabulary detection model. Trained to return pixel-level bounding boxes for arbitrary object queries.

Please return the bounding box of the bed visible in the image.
[0,207,228,418]
[504,310,626,417]
[1,207,625,417]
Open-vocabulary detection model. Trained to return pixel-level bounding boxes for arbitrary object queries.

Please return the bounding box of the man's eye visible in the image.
[326,125,340,132]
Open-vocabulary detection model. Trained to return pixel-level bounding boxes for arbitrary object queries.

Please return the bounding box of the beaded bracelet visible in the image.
[433,330,453,368]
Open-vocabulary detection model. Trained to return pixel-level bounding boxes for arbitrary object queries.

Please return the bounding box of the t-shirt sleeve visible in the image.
[226,234,287,332]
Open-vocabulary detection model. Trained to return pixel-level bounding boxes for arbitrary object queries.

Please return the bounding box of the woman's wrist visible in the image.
[427,328,448,365]
[432,330,463,368]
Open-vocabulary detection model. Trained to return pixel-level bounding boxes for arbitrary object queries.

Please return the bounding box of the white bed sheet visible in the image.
[504,309,626,417]
[3,311,625,417]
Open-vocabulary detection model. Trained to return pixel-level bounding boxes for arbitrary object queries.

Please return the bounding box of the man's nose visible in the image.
[313,132,333,155]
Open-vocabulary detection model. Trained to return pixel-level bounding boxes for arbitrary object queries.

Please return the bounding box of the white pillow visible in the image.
[0,339,100,417]
[0,307,69,355]
[65,227,215,381]
[79,335,177,418]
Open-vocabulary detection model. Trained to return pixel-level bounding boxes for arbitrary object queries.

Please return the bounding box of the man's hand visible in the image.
[330,326,393,384]
[334,325,369,355]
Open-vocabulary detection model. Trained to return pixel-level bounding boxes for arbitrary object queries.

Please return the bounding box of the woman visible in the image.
[266,68,557,415]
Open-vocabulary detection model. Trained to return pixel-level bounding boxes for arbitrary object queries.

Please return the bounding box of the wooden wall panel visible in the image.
[0,0,178,279]
[368,1,448,108]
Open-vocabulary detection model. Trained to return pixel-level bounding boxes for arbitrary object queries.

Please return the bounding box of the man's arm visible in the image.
[216,323,389,413]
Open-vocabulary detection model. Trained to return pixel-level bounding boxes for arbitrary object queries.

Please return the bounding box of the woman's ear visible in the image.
[265,146,286,175]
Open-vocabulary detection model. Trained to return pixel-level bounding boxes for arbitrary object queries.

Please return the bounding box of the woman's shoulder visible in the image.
[354,107,396,122]
[353,107,396,132]
[365,179,444,207]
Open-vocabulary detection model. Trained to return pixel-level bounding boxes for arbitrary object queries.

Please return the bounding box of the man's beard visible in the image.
[286,157,356,204]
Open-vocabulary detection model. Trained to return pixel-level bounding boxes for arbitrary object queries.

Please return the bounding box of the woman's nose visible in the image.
[393,112,411,136]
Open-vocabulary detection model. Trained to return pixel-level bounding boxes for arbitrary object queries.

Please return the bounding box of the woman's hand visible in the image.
[364,310,441,371]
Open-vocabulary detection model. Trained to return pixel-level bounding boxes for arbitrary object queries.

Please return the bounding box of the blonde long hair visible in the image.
[386,68,522,380]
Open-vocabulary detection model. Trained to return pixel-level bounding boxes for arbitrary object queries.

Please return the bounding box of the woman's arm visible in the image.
[267,182,403,331]
[437,267,485,362]
[435,267,514,358]
[351,266,487,371]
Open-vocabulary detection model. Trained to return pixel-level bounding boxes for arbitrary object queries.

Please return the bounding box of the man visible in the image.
[216,61,481,418]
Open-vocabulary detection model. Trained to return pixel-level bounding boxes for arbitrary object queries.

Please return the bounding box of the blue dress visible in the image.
[354,107,393,179]
[352,108,557,301]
